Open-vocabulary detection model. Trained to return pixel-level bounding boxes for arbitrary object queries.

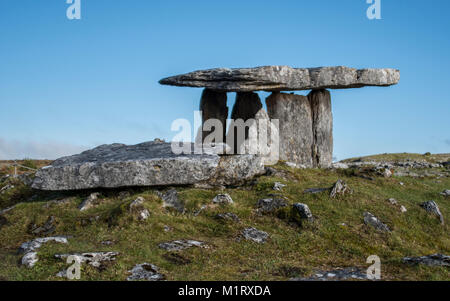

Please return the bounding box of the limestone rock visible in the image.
[19,236,69,268]
[402,254,450,267]
[32,142,264,191]
[212,194,234,205]
[330,180,351,198]
[127,263,165,281]
[308,89,333,167]
[363,212,391,232]
[159,66,400,92]
[440,189,450,196]
[292,203,313,221]
[241,227,269,243]
[215,212,240,222]
[158,240,206,251]
[158,189,185,213]
[129,197,150,221]
[273,182,286,191]
[421,201,444,225]
[78,193,101,211]
[198,89,228,144]
[256,197,288,214]
[29,216,57,236]
[291,267,368,281]
[55,252,119,268]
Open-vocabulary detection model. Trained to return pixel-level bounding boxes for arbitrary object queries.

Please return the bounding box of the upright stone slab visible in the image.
[308,89,333,167]
[266,93,314,167]
[198,89,228,144]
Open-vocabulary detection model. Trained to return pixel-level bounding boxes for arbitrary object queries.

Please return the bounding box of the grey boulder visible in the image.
[127,263,165,281]
[421,201,444,225]
[159,66,400,92]
[363,212,391,232]
[241,227,269,244]
[32,142,265,191]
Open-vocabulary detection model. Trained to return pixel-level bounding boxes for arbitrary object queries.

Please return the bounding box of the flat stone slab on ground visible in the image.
[32,141,265,191]
[402,254,450,267]
[159,66,400,92]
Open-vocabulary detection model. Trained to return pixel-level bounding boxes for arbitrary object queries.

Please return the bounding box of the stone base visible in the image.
[31,142,265,191]
[266,90,333,168]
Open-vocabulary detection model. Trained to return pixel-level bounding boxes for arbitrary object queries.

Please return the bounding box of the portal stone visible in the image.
[198,89,228,144]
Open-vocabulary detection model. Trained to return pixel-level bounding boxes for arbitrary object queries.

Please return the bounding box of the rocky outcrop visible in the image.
[32,142,265,191]
[19,236,69,268]
[266,90,333,168]
[159,66,400,92]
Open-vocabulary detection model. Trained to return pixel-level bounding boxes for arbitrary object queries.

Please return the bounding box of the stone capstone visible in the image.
[32,142,265,191]
[159,66,400,92]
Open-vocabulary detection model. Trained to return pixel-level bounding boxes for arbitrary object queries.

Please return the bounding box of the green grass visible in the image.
[0,158,449,281]
[341,153,449,163]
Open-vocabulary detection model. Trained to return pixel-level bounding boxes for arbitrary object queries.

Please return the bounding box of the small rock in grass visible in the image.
[78,193,101,211]
[273,182,286,191]
[55,252,119,269]
[363,212,391,232]
[158,189,185,213]
[29,216,57,236]
[215,212,240,222]
[330,180,351,198]
[383,168,393,178]
[127,263,165,281]
[129,197,150,221]
[256,197,288,214]
[158,240,206,251]
[241,227,269,244]
[421,201,444,225]
[402,254,450,267]
[292,203,314,221]
[212,194,234,205]
[291,267,368,281]
[440,190,450,197]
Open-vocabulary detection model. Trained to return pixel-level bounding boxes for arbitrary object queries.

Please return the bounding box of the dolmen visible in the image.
[32,66,399,191]
[160,66,400,168]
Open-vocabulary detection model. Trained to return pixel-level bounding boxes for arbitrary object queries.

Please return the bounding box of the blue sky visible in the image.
[0,0,449,160]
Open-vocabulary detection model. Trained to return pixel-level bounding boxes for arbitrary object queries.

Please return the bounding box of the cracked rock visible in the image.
[292,203,313,221]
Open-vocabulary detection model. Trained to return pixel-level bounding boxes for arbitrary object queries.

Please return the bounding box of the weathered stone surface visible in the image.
[304,187,329,194]
[330,180,351,198]
[79,193,101,211]
[129,197,150,221]
[29,216,56,236]
[308,89,333,167]
[158,188,185,213]
[266,92,314,167]
[55,252,119,268]
[198,89,228,144]
[32,142,264,191]
[441,189,450,196]
[127,263,165,281]
[159,66,400,92]
[292,203,313,221]
[212,194,234,205]
[19,236,69,268]
[215,212,240,222]
[241,227,268,243]
[158,240,206,251]
[273,182,286,191]
[291,267,368,281]
[421,201,444,225]
[402,254,450,267]
[256,197,288,214]
[363,212,391,232]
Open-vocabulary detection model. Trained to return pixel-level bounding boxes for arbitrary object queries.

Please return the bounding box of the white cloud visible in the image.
[0,138,90,160]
